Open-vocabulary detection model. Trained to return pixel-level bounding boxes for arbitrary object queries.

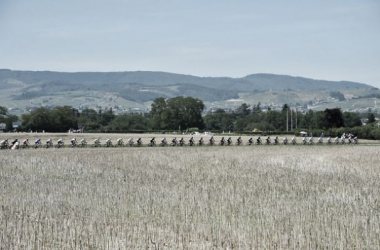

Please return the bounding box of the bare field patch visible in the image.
[1,146,380,249]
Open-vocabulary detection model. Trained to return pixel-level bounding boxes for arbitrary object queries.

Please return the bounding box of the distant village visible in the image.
[5,96,378,116]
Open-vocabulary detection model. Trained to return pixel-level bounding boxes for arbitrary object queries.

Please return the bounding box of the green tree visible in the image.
[51,106,79,131]
[107,114,150,131]
[151,97,167,129]
[368,113,376,124]
[252,102,262,113]
[21,107,58,132]
[0,106,8,130]
[343,112,362,127]
[151,97,205,130]
[99,108,115,126]
[21,106,79,132]
[204,111,235,131]
[299,110,314,129]
[0,106,7,118]
[235,103,251,118]
[78,108,101,130]
[315,111,328,129]
[330,91,346,101]
[282,104,289,111]
[266,110,285,130]
[324,108,344,128]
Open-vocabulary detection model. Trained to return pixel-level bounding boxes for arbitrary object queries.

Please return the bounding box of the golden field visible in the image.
[1,132,379,146]
[0,137,380,249]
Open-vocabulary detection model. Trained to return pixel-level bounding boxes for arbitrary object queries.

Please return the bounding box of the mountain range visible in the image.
[0,69,378,114]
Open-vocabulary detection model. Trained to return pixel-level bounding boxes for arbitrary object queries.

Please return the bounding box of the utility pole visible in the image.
[295,108,298,129]
[286,108,289,132]
[291,108,293,130]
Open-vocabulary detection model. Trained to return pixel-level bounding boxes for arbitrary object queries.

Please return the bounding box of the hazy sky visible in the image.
[1,0,379,87]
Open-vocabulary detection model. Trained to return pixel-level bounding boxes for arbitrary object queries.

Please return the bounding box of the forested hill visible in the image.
[0,69,374,110]
[0,69,370,91]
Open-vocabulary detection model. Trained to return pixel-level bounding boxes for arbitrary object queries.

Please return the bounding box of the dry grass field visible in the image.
[1,132,380,146]
[1,143,380,249]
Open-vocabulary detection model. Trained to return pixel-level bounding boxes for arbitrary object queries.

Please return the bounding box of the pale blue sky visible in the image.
[1,0,379,87]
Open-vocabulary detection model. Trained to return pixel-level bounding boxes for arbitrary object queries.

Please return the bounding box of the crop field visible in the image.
[1,143,380,249]
[1,132,380,147]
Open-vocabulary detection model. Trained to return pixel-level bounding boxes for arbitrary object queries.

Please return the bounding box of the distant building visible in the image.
[12,122,22,131]
[0,123,6,132]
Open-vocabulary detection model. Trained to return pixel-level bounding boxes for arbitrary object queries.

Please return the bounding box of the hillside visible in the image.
[0,69,378,114]
[0,69,370,91]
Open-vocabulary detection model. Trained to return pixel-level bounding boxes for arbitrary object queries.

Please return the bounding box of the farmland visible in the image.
[1,133,380,147]
[1,141,380,249]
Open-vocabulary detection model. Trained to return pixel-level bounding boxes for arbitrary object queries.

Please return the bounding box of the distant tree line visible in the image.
[203,103,380,139]
[1,97,380,139]
[204,103,364,132]
[1,97,205,133]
